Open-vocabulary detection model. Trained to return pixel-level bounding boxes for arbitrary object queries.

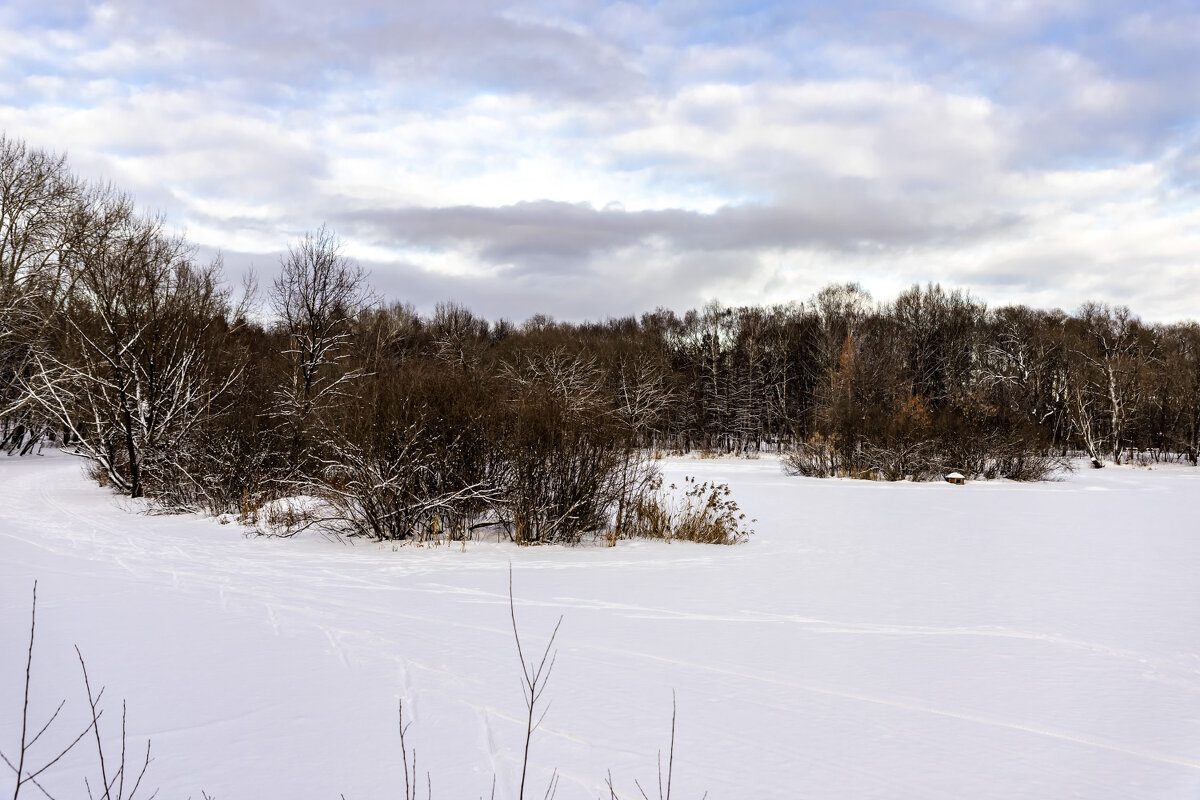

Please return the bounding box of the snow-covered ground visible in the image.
[3,452,1200,799]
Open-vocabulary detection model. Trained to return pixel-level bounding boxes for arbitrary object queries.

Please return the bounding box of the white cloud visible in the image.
[1,0,1198,322]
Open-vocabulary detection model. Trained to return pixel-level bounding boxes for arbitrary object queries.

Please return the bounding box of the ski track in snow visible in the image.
[3,453,1200,799]
[613,644,1200,769]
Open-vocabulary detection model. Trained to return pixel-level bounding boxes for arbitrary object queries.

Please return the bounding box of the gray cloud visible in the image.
[341,195,1021,273]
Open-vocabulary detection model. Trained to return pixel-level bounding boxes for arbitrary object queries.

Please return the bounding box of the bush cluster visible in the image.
[5,133,1199,538]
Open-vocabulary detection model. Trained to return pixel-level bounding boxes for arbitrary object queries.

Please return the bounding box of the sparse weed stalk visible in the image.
[2,583,159,800]
[605,692,706,800]
[388,573,700,800]
[237,489,259,525]
[263,498,316,533]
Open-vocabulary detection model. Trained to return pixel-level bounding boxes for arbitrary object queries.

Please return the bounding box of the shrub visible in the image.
[783,434,843,478]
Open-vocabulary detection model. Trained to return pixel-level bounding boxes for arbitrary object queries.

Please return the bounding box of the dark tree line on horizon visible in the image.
[2,135,1198,541]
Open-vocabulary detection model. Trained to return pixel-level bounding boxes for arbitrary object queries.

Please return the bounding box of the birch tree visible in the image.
[1066,303,1151,466]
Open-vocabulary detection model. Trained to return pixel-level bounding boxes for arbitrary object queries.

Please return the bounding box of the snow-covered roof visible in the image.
[946,472,965,479]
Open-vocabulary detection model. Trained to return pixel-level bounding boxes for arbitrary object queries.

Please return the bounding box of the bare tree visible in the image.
[0,135,81,452]
[727,306,769,453]
[890,283,985,408]
[270,225,368,478]
[979,306,1069,444]
[22,193,238,499]
[1158,323,1200,464]
[1065,304,1152,466]
[429,300,487,369]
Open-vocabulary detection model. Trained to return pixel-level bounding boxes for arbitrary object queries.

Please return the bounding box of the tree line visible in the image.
[1,134,1196,540]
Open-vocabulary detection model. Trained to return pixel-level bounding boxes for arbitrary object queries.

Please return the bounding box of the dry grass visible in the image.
[627,476,754,545]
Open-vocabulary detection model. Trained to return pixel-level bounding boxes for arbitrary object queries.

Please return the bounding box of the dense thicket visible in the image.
[1,135,1196,541]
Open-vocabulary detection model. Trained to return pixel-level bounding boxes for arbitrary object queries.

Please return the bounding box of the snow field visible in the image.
[2,453,1200,798]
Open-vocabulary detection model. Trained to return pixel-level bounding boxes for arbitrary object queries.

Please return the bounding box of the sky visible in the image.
[2,0,1199,323]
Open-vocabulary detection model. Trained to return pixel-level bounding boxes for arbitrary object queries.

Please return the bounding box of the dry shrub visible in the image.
[628,475,753,545]
[983,450,1073,481]
[783,434,842,477]
[786,431,1069,483]
[85,459,110,487]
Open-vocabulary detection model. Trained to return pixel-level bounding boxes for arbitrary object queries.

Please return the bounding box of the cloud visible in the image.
[6,0,648,107]
[1,0,1198,323]
[343,194,1018,270]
